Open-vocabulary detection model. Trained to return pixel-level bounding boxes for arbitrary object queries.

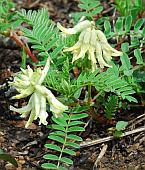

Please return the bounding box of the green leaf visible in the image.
[71,113,88,120]
[41,163,57,169]
[63,149,76,155]
[69,121,85,126]
[31,44,45,51]
[71,106,89,113]
[134,49,144,64]
[68,126,85,132]
[114,130,123,137]
[58,166,68,170]
[50,131,66,136]
[86,1,100,10]
[121,43,129,53]
[125,15,132,32]
[48,135,65,144]
[46,37,58,51]
[48,124,66,132]
[60,157,73,164]
[134,18,144,33]
[67,134,83,141]
[125,96,138,103]
[91,6,103,15]
[120,53,132,71]
[43,154,59,160]
[66,142,80,148]
[78,4,89,10]
[44,144,61,152]
[0,153,18,167]
[116,121,128,131]
[52,116,67,126]
[104,20,111,35]
[115,17,123,33]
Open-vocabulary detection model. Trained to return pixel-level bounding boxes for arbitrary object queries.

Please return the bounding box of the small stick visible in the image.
[93,144,108,170]
[80,126,145,148]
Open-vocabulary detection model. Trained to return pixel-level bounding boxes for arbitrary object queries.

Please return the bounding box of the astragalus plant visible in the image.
[0,0,144,169]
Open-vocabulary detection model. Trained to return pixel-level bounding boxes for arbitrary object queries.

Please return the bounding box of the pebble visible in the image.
[5,163,15,170]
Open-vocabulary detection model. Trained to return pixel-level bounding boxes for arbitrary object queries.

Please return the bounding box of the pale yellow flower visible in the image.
[57,20,122,71]
[10,58,68,128]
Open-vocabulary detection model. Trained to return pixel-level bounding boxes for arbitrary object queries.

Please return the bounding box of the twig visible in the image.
[80,126,145,148]
[128,113,145,126]
[93,144,108,170]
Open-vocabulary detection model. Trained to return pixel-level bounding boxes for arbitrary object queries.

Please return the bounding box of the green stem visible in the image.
[92,91,103,102]
[57,115,71,169]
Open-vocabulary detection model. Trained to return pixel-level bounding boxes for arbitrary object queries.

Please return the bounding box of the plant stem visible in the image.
[57,115,71,168]
[10,30,38,63]
[88,85,92,105]
[92,91,103,102]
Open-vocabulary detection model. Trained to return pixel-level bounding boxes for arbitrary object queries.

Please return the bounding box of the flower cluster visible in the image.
[10,58,68,128]
[57,20,122,72]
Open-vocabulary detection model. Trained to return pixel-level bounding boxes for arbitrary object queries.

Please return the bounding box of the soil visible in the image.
[0,0,145,170]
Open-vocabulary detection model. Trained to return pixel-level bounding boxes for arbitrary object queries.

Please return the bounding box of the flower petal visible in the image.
[39,95,48,125]
[88,46,97,72]
[35,85,68,117]
[25,109,35,128]
[57,20,92,35]
[96,30,108,43]
[96,42,112,68]
[33,92,41,120]
[83,28,92,44]
[12,86,34,99]
[63,42,81,52]
[38,58,50,85]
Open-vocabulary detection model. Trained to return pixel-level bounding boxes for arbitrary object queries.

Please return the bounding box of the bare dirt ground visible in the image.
[0,0,145,169]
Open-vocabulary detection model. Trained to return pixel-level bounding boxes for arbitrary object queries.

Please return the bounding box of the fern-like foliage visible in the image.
[104,16,145,48]
[104,95,119,119]
[71,0,103,22]
[0,0,19,33]
[42,112,88,170]
[17,8,50,27]
[16,9,64,61]
[114,0,144,19]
